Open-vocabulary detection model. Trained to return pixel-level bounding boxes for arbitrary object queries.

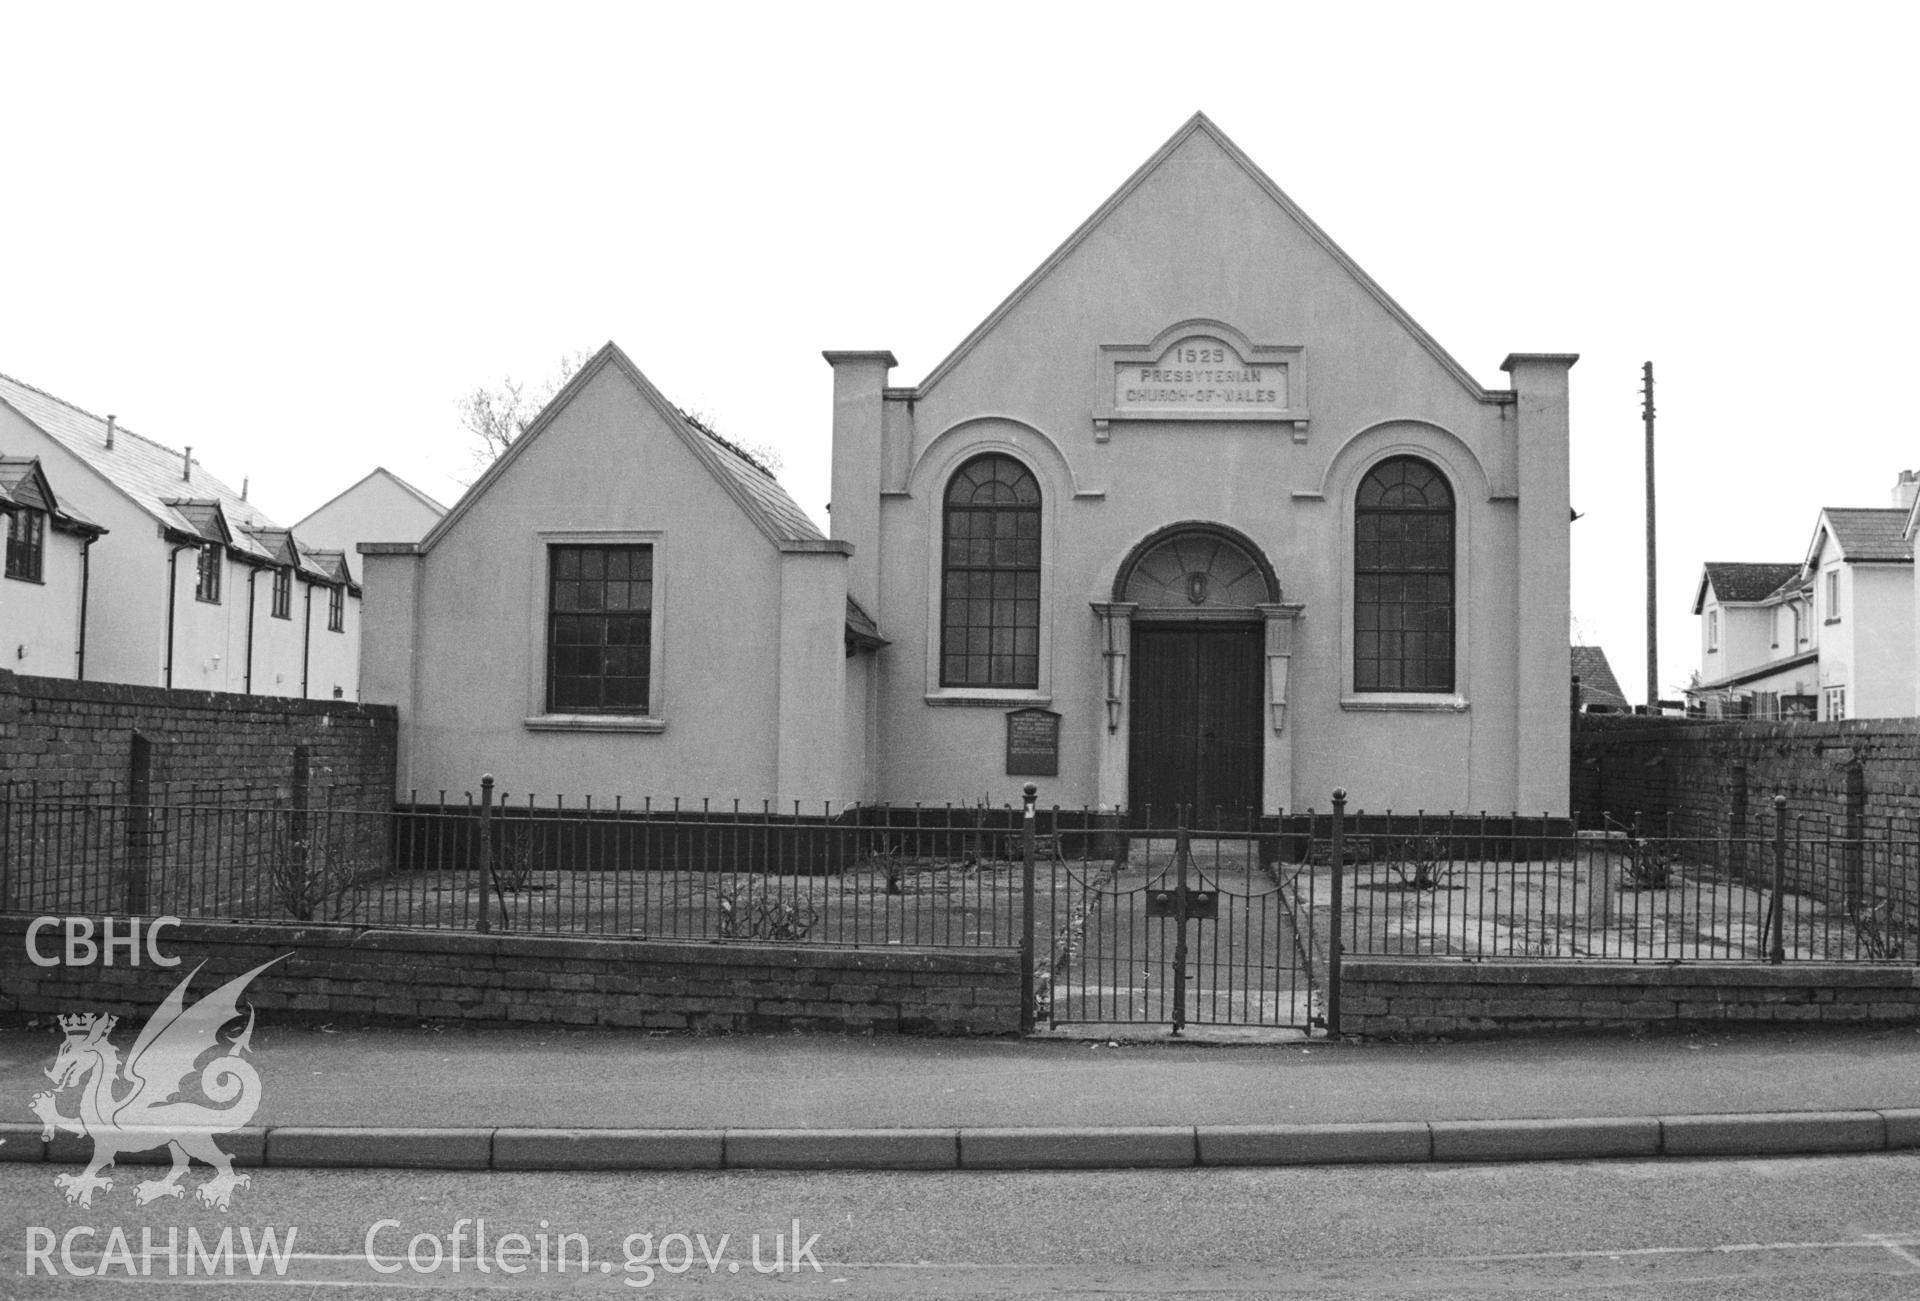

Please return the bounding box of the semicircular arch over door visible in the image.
[1114,525,1277,826]
[1116,523,1280,615]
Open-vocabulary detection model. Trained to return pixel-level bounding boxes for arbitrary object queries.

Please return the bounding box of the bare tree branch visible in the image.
[456,350,590,481]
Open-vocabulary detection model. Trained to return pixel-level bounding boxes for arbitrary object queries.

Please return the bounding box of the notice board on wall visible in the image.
[1005,708,1060,777]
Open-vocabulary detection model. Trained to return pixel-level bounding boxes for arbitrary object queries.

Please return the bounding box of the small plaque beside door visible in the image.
[1005,707,1061,777]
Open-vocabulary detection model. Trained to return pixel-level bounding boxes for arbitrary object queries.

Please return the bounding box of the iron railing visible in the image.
[5,783,1915,978]
[1326,794,1920,964]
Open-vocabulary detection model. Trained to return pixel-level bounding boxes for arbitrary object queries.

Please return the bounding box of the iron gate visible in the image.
[1039,824,1327,1032]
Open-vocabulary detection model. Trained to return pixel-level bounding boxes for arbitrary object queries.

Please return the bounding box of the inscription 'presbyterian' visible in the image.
[1114,338,1288,413]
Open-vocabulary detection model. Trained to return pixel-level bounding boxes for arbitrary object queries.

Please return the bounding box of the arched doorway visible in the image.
[1114,525,1279,826]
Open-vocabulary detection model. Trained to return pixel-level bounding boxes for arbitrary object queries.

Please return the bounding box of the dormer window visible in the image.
[328,584,345,633]
[271,566,292,619]
[4,508,43,582]
[195,541,222,603]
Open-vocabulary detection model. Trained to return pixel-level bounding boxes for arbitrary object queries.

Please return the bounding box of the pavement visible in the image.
[5,1019,1920,1172]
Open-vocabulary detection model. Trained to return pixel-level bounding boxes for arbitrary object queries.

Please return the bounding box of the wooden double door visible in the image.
[1126,623,1263,828]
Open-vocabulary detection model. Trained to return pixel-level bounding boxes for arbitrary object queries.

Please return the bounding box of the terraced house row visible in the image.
[0,375,446,702]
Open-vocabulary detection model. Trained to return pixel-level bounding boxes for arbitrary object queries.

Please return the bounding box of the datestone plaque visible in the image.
[1005,708,1061,777]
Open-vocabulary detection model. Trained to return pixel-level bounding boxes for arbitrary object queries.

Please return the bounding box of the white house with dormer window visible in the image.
[0,455,107,677]
[1689,474,1916,720]
[0,371,361,698]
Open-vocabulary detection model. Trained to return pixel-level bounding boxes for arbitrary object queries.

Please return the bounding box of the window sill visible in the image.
[4,572,45,585]
[523,715,666,733]
[1340,694,1470,713]
[1824,618,1841,626]
[923,690,1052,709]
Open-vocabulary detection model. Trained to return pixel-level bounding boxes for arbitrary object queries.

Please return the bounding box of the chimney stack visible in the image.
[182,447,192,482]
[106,414,116,449]
[241,476,249,501]
[1894,469,1919,512]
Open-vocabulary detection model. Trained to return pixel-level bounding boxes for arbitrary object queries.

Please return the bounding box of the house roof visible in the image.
[0,370,281,560]
[0,456,51,513]
[163,497,234,545]
[845,596,887,652]
[0,454,106,534]
[424,342,825,553]
[303,546,356,589]
[908,112,1505,405]
[1570,645,1630,710]
[1764,567,1813,601]
[1696,561,1803,611]
[1690,648,1819,694]
[1816,507,1914,563]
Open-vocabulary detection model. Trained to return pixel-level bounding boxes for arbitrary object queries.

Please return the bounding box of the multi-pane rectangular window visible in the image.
[548,544,653,712]
[1354,457,1455,692]
[194,541,221,603]
[271,567,291,619]
[4,508,43,581]
[327,584,344,632]
[941,456,1041,688]
[1825,685,1846,721]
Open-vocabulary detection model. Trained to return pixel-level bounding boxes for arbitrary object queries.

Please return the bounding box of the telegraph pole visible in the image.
[1642,361,1658,711]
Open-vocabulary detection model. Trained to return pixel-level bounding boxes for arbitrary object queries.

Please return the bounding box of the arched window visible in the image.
[942,455,1041,688]
[1355,456,1454,692]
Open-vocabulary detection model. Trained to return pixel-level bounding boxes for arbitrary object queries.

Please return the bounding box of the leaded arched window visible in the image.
[941,455,1041,688]
[1355,456,1455,692]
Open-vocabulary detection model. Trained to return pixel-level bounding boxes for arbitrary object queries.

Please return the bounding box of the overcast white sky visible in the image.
[4,2,1913,705]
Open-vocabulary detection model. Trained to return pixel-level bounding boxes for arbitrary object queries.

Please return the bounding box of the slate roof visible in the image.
[164,498,233,544]
[303,547,356,588]
[673,405,821,544]
[1821,508,1914,562]
[1764,568,1813,601]
[0,454,105,532]
[1691,648,1819,694]
[1570,645,1630,710]
[0,457,48,512]
[845,596,886,652]
[1702,562,1803,603]
[0,370,281,559]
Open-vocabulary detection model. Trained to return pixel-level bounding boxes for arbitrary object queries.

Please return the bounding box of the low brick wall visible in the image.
[1343,959,1920,1039]
[0,917,1021,1035]
[0,668,395,801]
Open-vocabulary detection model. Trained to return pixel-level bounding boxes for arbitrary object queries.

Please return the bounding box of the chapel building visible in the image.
[362,113,1576,820]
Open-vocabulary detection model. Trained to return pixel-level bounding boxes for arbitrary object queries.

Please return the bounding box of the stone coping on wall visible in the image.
[1575,713,1920,742]
[0,667,396,722]
[1346,959,1920,988]
[1342,957,1920,1040]
[0,916,1023,1036]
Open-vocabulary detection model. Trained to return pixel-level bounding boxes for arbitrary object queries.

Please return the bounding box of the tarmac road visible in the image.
[4,1153,1920,1297]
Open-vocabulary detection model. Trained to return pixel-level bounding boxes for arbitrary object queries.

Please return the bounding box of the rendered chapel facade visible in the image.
[362,115,1575,817]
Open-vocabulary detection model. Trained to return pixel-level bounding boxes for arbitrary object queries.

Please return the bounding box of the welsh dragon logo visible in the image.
[30,957,282,1211]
